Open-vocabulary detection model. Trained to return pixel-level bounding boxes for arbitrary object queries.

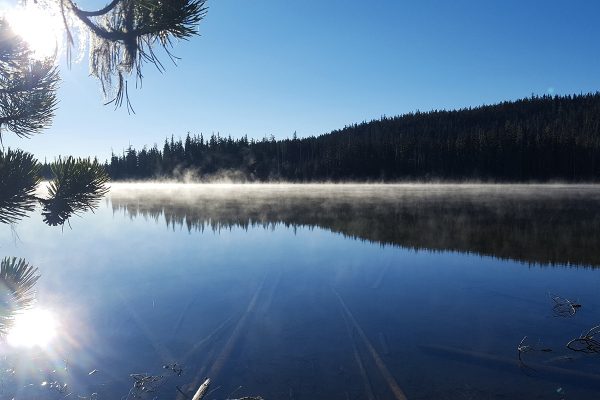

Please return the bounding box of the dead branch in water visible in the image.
[567,325,600,353]
[192,378,211,400]
[183,378,263,400]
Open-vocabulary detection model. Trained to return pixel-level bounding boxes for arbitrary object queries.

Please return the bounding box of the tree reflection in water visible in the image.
[110,184,600,267]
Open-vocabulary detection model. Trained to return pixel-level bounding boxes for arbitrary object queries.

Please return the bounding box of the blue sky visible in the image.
[5,0,600,161]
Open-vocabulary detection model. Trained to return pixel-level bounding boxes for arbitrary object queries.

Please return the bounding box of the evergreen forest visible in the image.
[104,93,600,181]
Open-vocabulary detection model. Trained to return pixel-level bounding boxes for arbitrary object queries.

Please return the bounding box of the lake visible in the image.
[2,184,600,400]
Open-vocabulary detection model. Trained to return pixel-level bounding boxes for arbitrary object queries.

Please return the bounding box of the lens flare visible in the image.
[6,308,59,348]
[5,3,63,59]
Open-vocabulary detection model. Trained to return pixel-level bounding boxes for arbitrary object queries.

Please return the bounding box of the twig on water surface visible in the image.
[517,336,536,373]
[187,378,263,400]
[333,288,409,400]
[549,293,582,318]
[567,325,600,353]
[517,336,553,373]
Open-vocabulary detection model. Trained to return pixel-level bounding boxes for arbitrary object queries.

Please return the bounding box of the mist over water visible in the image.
[110,183,600,267]
[2,183,600,399]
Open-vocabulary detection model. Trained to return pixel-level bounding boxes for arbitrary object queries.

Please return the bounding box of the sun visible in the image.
[5,3,64,59]
[6,308,60,348]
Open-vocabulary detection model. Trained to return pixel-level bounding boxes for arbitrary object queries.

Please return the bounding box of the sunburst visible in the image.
[6,308,60,348]
[4,2,64,59]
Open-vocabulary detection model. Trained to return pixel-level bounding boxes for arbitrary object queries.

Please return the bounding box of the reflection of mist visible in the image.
[109,184,600,267]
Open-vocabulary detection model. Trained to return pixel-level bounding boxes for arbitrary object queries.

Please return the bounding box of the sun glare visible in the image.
[7,308,60,348]
[5,4,63,59]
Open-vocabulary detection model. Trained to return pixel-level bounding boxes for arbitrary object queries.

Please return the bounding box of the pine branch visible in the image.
[40,156,110,226]
[0,19,59,139]
[0,148,40,224]
[75,0,122,17]
[61,0,207,109]
[0,257,40,335]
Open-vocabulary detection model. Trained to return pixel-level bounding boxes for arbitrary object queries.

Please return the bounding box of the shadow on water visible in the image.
[110,183,600,267]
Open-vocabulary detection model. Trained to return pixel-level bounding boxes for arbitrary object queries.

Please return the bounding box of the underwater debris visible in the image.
[39,380,69,395]
[126,373,166,399]
[163,363,184,376]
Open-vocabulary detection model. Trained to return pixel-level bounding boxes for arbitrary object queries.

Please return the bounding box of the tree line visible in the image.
[105,92,600,181]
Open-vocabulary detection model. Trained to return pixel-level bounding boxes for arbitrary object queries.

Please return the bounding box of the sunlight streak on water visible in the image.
[7,308,60,348]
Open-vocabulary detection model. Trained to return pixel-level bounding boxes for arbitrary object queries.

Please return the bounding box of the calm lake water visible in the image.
[2,184,600,400]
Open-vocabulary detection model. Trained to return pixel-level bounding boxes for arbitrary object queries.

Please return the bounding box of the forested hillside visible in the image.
[105,93,600,181]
